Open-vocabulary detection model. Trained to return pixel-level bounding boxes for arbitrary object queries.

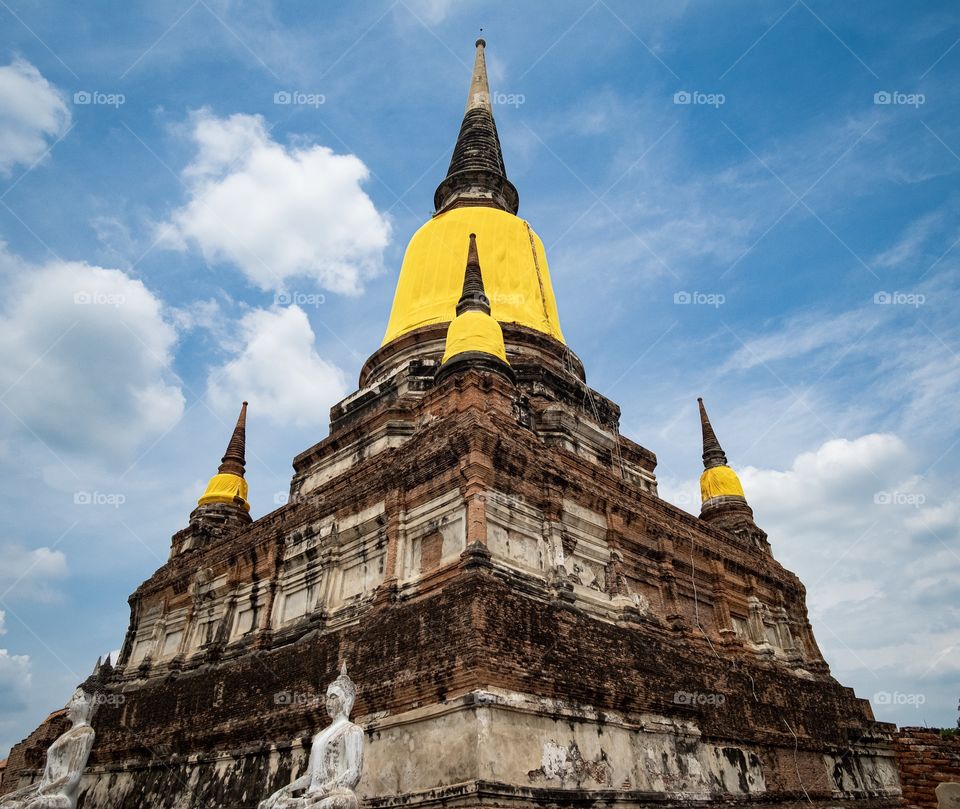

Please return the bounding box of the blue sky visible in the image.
[0,0,958,757]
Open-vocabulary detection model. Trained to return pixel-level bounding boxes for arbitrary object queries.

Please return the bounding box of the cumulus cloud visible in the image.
[0,58,71,175]
[161,110,390,295]
[0,544,69,602]
[169,298,228,340]
[0,248,184,458]
[741,433,913,532]
[207,305,348,427]
[737,434,959,725]
[0,648,31,707]
[0,647,32,757]
[661,430,959,726]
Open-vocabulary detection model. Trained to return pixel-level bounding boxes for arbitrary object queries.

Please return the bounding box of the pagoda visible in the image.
[0,40,900,809]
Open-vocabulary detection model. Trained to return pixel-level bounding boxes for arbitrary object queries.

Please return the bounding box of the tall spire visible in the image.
[218,401,247,476]
[434,39,519,215]
[455,233,491,316]
[698,397,728,470]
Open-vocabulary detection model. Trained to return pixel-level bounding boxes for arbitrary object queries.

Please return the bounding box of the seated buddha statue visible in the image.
[260,665,364,809]
[0,688,96,809]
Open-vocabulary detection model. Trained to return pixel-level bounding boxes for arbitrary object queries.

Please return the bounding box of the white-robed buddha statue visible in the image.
[260,665,364,809]
[0,688,96,809]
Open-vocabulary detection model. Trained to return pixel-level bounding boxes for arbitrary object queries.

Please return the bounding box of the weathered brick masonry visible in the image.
[895,728,960,809]
[0,364,903,808]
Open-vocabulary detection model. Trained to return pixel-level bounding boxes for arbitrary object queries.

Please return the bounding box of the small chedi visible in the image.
[0,689,95,809]
[1,39,903,809]
[259,666,364,809]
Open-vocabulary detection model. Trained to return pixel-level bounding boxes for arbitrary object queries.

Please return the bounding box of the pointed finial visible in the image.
[434,39,518,214]
[103,654,112,668]
[467,38,490,112]
[698,397,728,469]
[92,656,102,675]
[340,661,348,676]
[456,234,491,316]
[218,401,248,477]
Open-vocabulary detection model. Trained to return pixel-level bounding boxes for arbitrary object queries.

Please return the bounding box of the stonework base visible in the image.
[1,689,899,809]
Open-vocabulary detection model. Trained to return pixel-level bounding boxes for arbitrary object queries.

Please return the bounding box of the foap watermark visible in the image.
[874,690,925,707]
[874,291,925,307]
[74,491,126,508]
[674,90,725,108]
[74,90,125,108]
[490,292,525,306]
[874,90,925,108]
[275,291,326,308]
[274,90,325,108]
[91,692,126,707]
[874,491,925,508]
[74,290,125,307]
[674,690,725,707]
[481,491,526,507]
[274,491,326,507]
[674,290,725,308]
[472,90,526,108]
[493,90,525,107]
[274,690,321,707]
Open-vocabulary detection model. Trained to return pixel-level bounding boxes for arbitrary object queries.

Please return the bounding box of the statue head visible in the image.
[65,688,95,725]
[325,663,356,720]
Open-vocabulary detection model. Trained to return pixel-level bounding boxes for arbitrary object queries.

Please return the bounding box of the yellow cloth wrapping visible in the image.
[198,473,250,511]
[441,311,508,365]
[699,465,745,503]
[382,207,565,346]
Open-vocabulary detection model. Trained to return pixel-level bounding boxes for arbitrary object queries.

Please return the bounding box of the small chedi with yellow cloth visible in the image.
[697,397,769,551]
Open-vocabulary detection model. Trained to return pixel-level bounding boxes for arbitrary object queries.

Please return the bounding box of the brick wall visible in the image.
[0,710,68,795]
[896,727,960,809]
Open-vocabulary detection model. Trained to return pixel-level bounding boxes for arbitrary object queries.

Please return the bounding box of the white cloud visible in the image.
[162,110,391,295]
[741,433,912,527]
[0,248,184,458]
[0,544,68,602]
[207,305,348,427]
[872,210,943,270]
[0,58,71,175]
[709,269,960,445]
[0,646,32,758]
[657,431,960,727]
[169,298,227,336]
[0,648,31,705]
[400,0,461,23]
[720,309,873,373]
[735,434,960,725]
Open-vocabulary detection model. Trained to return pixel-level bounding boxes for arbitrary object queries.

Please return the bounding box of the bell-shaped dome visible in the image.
[382,205,564,347]
[699,464,745,503]
[441,310,508,365]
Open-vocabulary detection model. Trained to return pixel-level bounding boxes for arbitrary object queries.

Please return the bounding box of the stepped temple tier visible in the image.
[1,39,901,809]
